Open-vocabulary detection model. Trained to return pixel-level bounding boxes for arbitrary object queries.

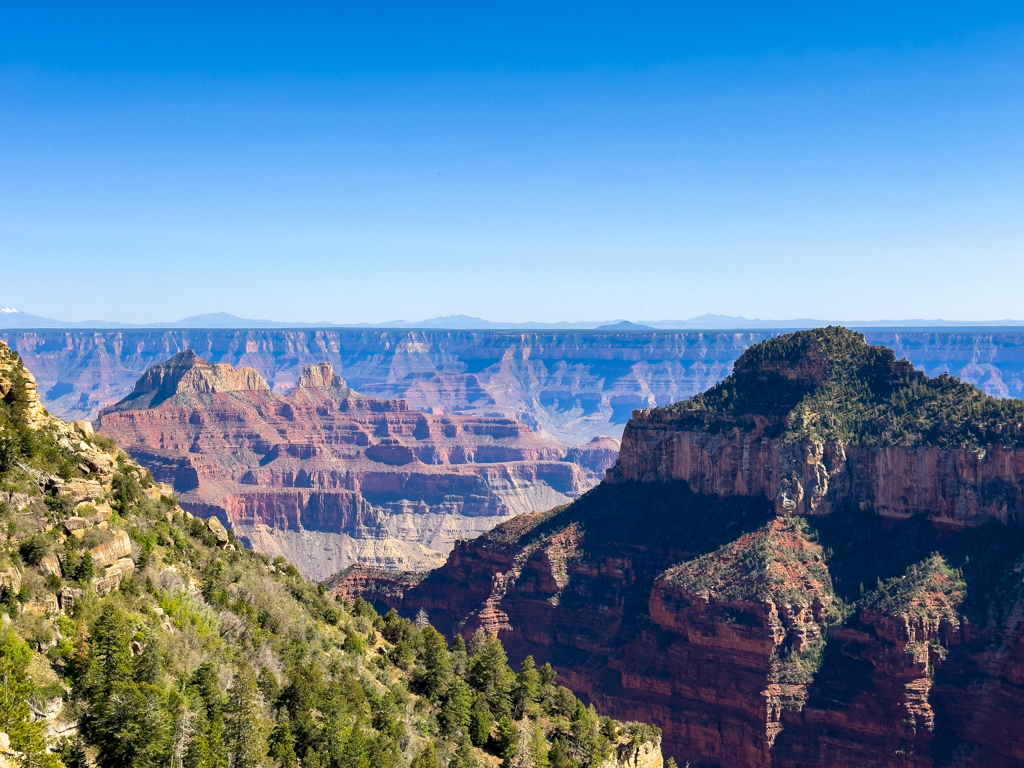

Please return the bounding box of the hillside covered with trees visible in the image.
[0,340,663,767]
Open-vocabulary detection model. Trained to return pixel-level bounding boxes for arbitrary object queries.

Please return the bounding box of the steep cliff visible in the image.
[99,352,618,578]
[9,328,1024,446]
[371,328,1024,767]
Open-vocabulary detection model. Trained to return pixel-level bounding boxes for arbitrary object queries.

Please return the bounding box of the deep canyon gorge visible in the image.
[97,351,616,579]
[9,326,1024,766]
[345,328,1024,767]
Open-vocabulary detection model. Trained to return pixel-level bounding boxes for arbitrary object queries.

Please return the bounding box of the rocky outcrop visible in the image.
[113,349,269,411]
[324,564,428,603]
[362,330,1024,767]
[0,339,185,609]
[99,353,619,578]
[612,410,1024,526]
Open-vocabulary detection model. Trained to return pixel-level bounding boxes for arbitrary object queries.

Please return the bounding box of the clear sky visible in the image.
[2,3,1023,324]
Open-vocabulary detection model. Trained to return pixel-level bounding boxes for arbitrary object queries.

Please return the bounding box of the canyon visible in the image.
[356,328,1024,767]
[5,328,1024,446]
[98,351,617,578]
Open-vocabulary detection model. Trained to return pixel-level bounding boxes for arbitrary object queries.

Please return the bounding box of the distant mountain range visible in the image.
[3,306,1024,330]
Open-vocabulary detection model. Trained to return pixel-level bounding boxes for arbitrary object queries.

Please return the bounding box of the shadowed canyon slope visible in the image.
[5,328,1024,445]
[366,328,1024,767]
[98,351,617,579]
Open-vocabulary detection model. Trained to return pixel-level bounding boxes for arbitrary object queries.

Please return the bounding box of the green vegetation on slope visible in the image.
[0,342,658,768]
[663,326,1024,449]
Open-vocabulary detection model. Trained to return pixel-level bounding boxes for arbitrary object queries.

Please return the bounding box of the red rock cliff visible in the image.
[371,329,1024,767]
[99,352,619,579]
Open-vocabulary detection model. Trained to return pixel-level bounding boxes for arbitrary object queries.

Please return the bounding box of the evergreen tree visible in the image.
[226,663,269,768]
[450,634,468,678]
[421,626,452,700]
[538,663,556,688]
[469,628,487,656]
[440,676,473,738]
[494,716,519,768]
[469,692,493,747]
[411,739,439,768]
[414,608,430,630]
[268,710,298,768]
[512,656,540,719]
[257,666,280,707]
[549,737,574,768]
[0,629,60,768]
[90,680,175,768]
[448,736,478,768]
[82,603,133,700]
[529,724,550,768]
[468,636,515,717]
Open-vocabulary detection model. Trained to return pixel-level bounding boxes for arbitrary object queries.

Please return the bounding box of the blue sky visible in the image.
[2,3,1023,323]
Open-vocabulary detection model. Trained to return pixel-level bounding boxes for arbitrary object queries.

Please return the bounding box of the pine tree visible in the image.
[538,663,556,687]
[0,628,60,768]
[450,634,468,678]
[440,676,473,737]
[469,692,493,747]
[448,736,478,768]
[226,663,269,768]
[494,716,519,768]
[468,636,515,717]
[411,739,439,768]
[421,626,452,700]
[549,737,574,768]
[512,656,539,719]
[528,724,549,768]
[269,710,298,768]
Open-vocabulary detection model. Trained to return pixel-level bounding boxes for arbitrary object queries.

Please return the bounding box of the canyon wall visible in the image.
[613,409,1024,527]
[99,353,617,578]
[7,328,1024,444]
[363,331,1024,767]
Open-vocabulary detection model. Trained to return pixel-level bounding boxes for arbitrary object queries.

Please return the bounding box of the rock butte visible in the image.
[358,328,1024,768]
[98,351,619,579]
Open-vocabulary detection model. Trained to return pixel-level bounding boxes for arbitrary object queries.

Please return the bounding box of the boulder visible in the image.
[72,420,94,437]
[89,530,132,568]
[39,554,61,578]
[63,517,90,538]
[57,479,104,503]
[59,587,82,613]
[0,568,20,593]
[23,594,59,615]
[207,517,230,546]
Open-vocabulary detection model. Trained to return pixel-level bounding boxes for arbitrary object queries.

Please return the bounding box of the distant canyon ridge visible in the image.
[4,328,1024,446]
[96,351,617,579]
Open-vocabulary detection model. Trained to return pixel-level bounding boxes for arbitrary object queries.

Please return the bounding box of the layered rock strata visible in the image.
[98,352,618,578]
[613,410,1024,526]
[364,329,1024,767]
[10,328,1024,445]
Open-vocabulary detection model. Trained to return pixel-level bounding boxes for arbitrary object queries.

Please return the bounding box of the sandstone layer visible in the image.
[98,351,618,578]
[361,329,1024,767]
[8,328,1024,444]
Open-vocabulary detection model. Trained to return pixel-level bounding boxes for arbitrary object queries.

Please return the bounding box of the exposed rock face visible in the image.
[324,564,428,603]
[613,410,1024,526]
[368,330,1024,767]
[99,352,618,578]
[11,328,1024,445]
[114,348,270,411]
